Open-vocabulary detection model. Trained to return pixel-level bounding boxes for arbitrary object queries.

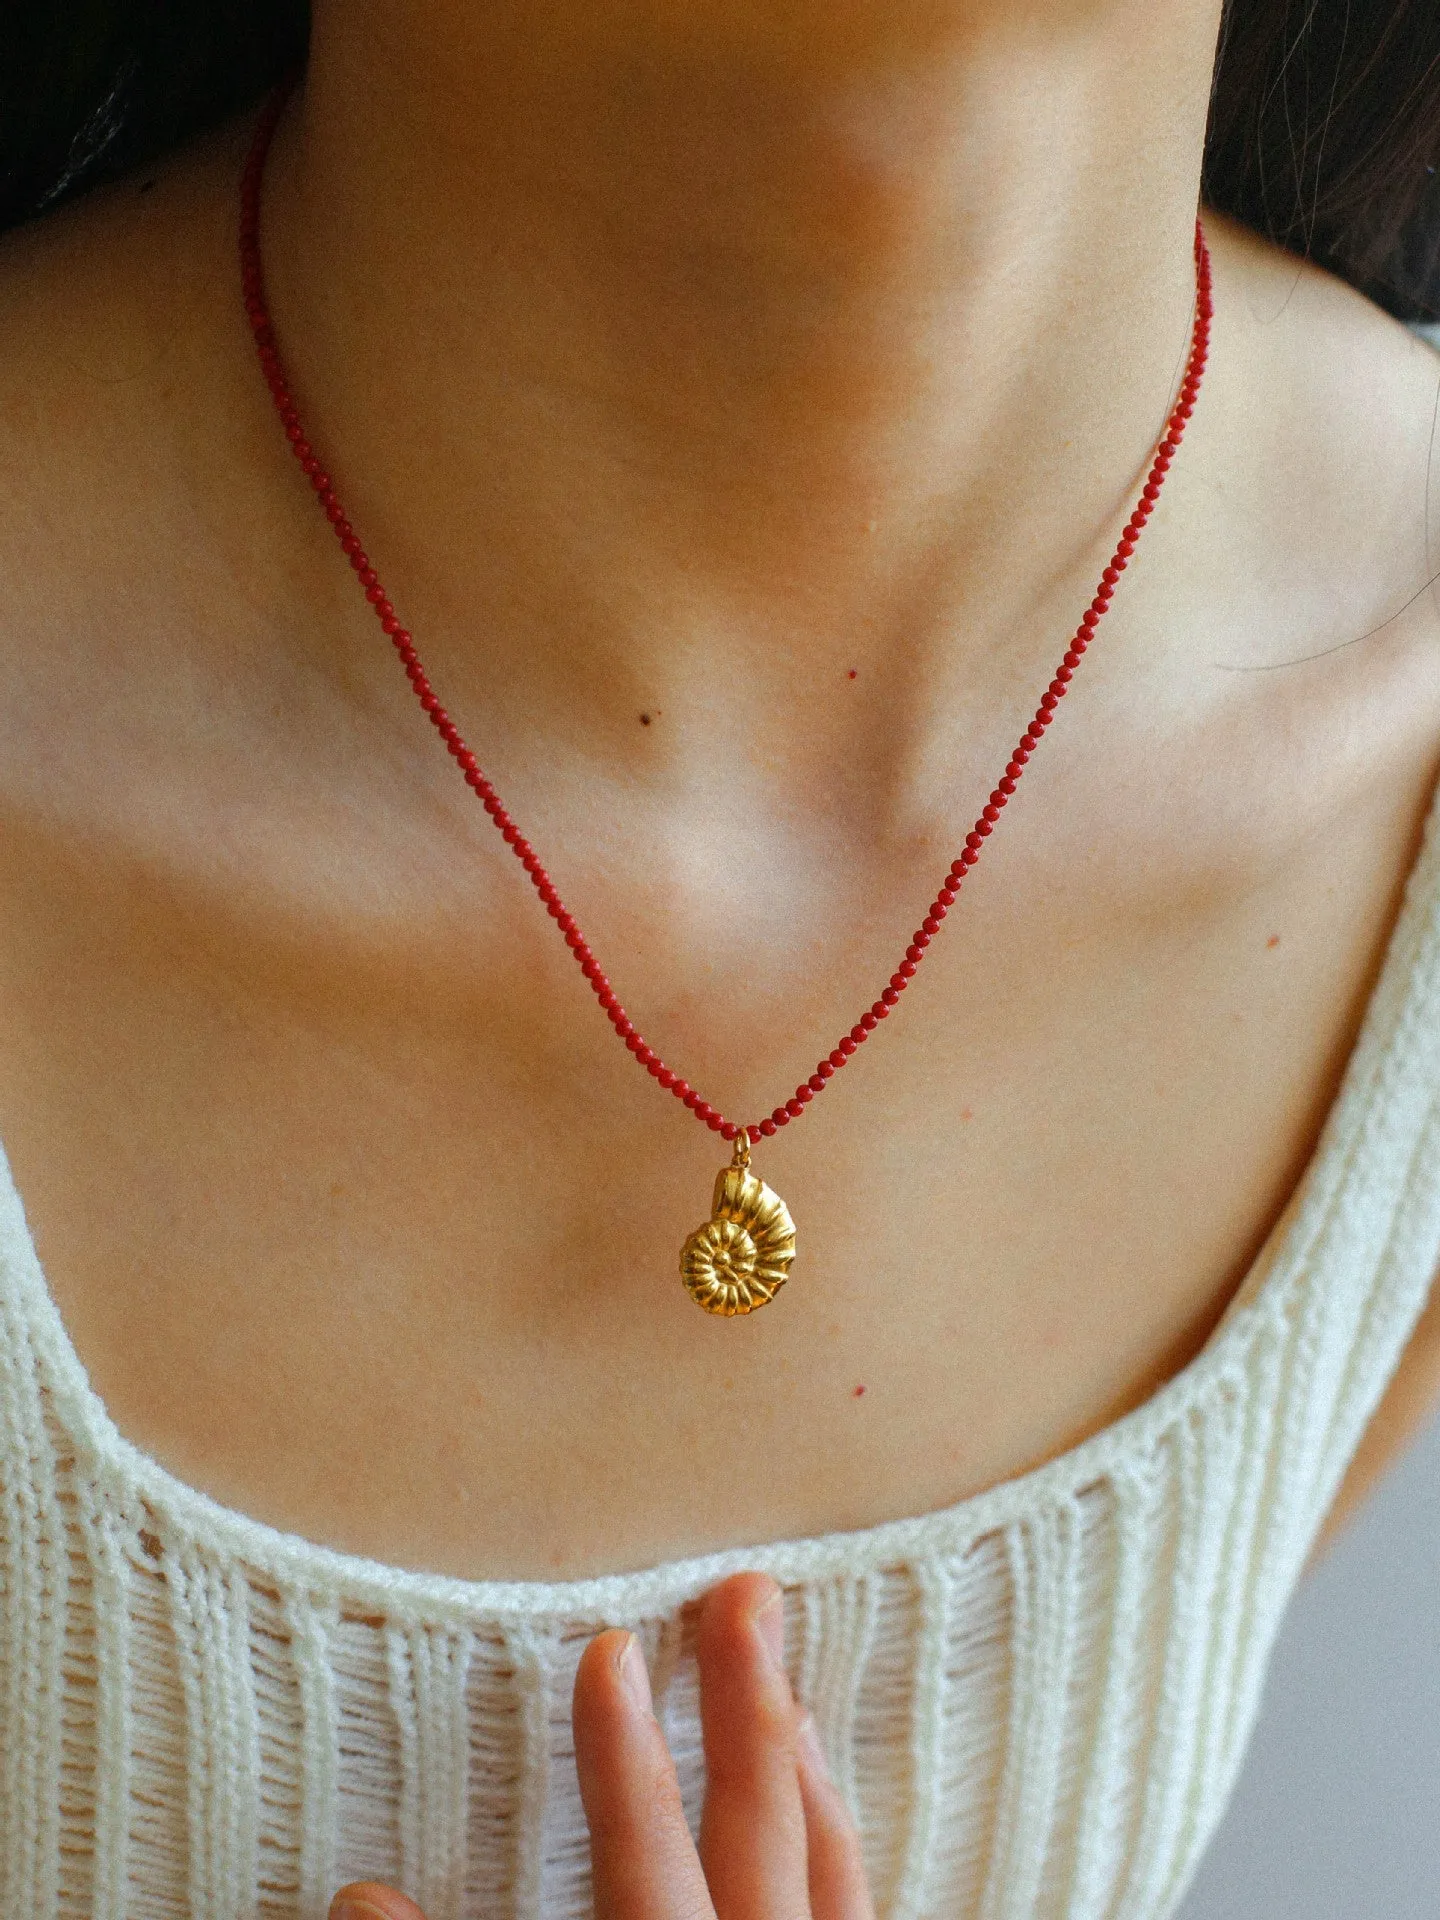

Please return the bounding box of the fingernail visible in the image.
[617,1632,653,1714]
[329,1899,392,1920]
[755,1588,785,1672]
[796,1711,833,1782]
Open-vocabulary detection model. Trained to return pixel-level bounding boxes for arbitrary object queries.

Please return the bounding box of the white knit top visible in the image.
[3,772,1440,1920]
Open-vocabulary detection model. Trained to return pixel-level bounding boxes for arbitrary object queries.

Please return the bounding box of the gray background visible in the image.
[1177,1409,1440,1919]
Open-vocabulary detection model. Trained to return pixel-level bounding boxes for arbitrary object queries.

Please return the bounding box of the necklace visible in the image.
[239,82,1213,1317]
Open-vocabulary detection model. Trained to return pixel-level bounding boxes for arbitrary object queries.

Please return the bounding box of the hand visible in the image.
[328,1571,874,1920]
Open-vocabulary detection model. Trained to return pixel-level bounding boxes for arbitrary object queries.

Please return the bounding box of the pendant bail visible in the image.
[730,1127,752,1171]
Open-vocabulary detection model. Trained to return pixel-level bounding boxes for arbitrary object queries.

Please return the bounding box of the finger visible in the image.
[574,1627,716,1920]
[794,1715,875,1920]
[696,1573,809,1920]
[328,1883,429,1920]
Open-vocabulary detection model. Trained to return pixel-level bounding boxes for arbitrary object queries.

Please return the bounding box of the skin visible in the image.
[0,0,1438,1620]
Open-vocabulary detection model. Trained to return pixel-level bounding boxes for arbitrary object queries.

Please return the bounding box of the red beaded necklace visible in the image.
[240,82,1213,1316]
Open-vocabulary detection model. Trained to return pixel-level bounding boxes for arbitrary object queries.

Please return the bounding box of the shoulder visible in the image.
[1205,206,1440,426]
[0,110,303,833]
[0,111,254,608]
[1168,212,1440,867]
[1201,209,1440,613]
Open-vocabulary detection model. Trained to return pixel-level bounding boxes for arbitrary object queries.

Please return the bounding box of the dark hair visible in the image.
[2,0,1438,319]
[1204,0,1440,318]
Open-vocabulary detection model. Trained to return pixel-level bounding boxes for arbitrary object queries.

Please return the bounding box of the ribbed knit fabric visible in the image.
[2,766,1439,1920]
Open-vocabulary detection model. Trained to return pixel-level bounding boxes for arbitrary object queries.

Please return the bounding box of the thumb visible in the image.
[329,1884,430,1920]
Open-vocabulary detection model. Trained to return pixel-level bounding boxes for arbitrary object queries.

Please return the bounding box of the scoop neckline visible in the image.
[3,771,1438,1624]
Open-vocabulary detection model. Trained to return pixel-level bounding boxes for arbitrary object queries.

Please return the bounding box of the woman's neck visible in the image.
[259,0,1223,804]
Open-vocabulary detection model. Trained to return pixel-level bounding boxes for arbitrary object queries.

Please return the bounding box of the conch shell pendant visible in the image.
[680,1133,796,1316]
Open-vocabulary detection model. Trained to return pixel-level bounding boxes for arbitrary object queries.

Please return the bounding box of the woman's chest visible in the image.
[2,691,1436,1584]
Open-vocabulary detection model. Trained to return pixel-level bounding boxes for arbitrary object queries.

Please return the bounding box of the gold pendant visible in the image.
[680,1132,796,1316]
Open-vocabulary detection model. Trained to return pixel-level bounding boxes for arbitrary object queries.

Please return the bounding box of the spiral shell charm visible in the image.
[680,1134,796,1316]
